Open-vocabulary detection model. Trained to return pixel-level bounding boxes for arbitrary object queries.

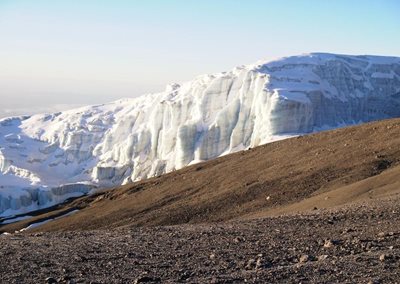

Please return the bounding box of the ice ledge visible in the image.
[0,183,96,218]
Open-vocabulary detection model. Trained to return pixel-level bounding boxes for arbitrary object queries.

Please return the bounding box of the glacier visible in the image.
[1,52,400,217]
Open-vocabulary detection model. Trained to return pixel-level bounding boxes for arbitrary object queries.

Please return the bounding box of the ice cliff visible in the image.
[1,53,400,217]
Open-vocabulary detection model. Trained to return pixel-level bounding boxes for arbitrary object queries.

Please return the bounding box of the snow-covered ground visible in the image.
[1,53,400,217]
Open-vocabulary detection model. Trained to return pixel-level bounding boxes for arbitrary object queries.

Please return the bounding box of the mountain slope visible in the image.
[2,117,399,233]
[248,163,400,218]
[1,53,400,217]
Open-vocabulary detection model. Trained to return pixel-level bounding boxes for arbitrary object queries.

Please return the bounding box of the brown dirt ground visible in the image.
[0,196,399,283]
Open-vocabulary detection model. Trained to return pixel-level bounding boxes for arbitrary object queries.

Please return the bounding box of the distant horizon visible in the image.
[1,0,399,118]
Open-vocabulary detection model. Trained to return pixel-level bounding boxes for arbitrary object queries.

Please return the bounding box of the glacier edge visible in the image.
[1,52,400,217]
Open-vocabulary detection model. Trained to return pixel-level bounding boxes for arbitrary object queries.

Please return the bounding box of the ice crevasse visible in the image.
[1,52,400,217]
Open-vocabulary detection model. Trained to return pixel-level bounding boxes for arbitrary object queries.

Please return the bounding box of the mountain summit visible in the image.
[1,53,400,217]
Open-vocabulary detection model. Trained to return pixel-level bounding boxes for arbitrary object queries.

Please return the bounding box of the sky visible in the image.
[0,0,399,118]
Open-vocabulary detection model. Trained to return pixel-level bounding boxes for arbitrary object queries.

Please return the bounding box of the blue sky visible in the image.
[0,0,399,117]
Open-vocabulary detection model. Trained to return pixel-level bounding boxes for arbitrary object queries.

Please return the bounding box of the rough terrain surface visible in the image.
[1,196,399,283]
[1,118,400,283]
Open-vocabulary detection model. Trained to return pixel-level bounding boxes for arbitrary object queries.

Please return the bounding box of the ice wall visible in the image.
[1,53,400,217]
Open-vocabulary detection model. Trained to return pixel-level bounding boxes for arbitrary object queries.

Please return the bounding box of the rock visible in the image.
[45,277,57,284]
[379,254,386,262]
[299,255,309,263]
[256,258,263,269]
[245,259,256,270]
[179,270,192,281]
[255,257,268,269]
[323,239,338,248]
[209,253,216,260]
[233,237,244,243]
[318,255,328,261]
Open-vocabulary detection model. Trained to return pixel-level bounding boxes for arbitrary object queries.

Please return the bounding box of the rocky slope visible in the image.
[1,53,400,217]
[0,196,398,283]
